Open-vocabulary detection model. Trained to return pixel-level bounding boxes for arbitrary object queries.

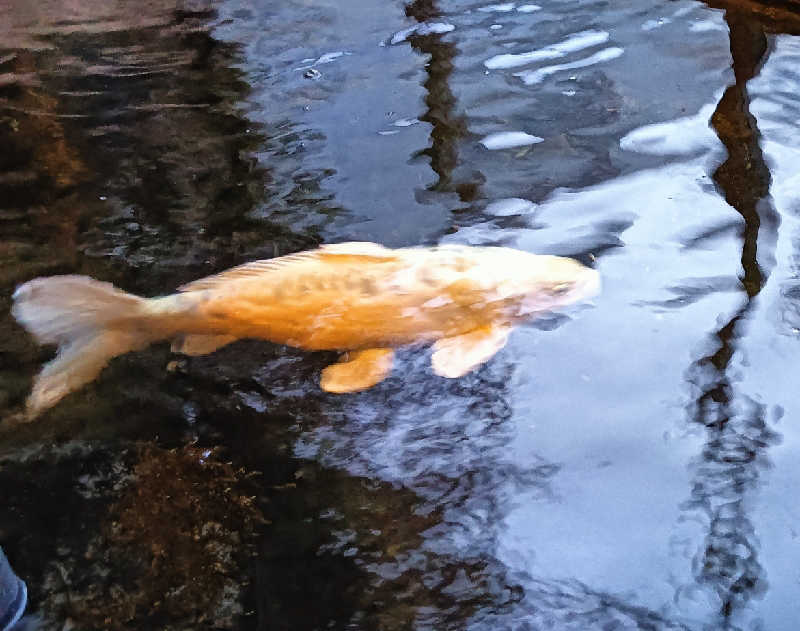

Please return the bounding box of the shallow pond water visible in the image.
[2,0,800,629]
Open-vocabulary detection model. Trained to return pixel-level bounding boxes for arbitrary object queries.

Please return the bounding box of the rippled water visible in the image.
[2,0,800,629]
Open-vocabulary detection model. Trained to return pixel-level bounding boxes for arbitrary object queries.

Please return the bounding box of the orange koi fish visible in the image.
[12,242,599,418]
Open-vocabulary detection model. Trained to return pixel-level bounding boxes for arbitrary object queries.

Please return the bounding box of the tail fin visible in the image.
[12,276,152,418]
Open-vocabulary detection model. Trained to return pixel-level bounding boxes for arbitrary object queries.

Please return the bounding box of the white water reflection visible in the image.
[477,3,516,12]
[689,20,728,33]
[727,35,800,631]
[494,124,741,628]
[441,18,768,623]
[620,102,720,156]
[484,198,537,217]
[484,29,610,69]
[642,17,671,31]
[389,21,456,45]
[480,131,543,149]
[514,46,624,85]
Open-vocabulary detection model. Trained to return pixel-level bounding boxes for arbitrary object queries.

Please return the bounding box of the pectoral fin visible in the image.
[171,334,238,356]
[431,324,512,378]
[321,348,395,393]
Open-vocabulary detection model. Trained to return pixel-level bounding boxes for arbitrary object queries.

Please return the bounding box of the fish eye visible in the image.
[548,283,572,296]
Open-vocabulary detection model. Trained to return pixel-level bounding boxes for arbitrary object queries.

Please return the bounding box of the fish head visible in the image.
[480,249,600,317]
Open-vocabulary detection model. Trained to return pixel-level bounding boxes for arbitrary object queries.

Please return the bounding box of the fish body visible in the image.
[148,242,598,348]
[12,242,599,418]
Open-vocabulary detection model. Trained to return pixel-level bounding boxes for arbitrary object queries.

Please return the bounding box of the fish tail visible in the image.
[11,275,156,419]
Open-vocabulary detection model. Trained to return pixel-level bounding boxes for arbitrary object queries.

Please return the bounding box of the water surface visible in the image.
[2,0,800,629]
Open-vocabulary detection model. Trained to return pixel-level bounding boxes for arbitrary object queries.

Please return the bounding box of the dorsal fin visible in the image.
[178,242,398,293]
[318,242,395,257]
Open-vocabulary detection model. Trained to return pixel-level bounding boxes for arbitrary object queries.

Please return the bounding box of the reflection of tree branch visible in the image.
[702,0,800,33]
[711,11,778,297]
[405,0,481,201]
[684,9,781,621]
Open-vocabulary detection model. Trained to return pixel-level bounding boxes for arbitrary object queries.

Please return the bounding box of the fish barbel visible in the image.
[11,241,599,419]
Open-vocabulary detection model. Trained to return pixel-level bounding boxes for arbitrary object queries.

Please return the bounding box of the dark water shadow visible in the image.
[181,342,548,630]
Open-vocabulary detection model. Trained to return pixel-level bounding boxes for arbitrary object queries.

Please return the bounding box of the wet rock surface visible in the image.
[1,443,263,630]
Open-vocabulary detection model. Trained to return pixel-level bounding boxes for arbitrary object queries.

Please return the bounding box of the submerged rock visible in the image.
[2,443,265,631]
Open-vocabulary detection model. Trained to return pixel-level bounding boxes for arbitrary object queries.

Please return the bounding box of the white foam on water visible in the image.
[484,29,609,70]
[441,221,514,246]
[672,3,698,18]
[390,22,455,45]
[514,46,623,85]
[477,3,516,12]
[689,20,728,33]
[641,18,670,31]
[517,4,541,12]
[485,198,538,216]
[479,131,544,150]
[294,51,350,71]
[315,51,346,64]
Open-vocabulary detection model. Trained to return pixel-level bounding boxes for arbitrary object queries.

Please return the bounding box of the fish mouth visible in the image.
[515,266,601,320]
[579,267,602,300]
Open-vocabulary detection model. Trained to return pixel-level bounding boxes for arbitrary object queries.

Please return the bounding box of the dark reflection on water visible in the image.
[703,0,800,35]
[683,5,781,622]
[0,3,339,629]
[188,351,537,630]
[0,1,539,629]
[0,1,321,420]
[405,0,480,202]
